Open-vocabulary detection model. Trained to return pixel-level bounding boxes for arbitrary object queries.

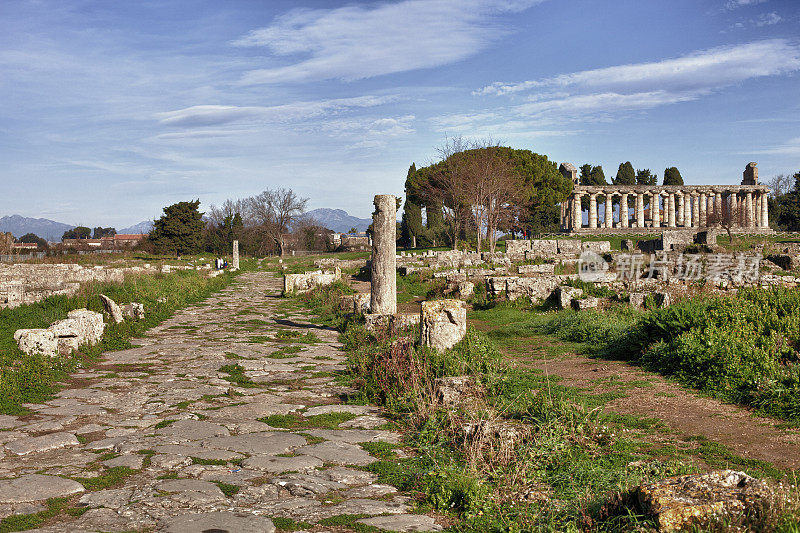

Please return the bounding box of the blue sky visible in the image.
[1,0,799,227]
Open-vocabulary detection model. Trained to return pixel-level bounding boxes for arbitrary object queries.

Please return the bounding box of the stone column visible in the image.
[636,193,645,228]
[715,192,722,224]
[232,240,240,270]
[589,194,598,229]
[698,193,706,227]
[605,194,613,228]
[620,193,629,228]
[761,191,769,227]
[370,195,397,315]
[667,193,675,228]
[745,191,754,227]
[685,192,693,227]
[651,192,660,228]
[573,193,582,229]
[676,193,684,226]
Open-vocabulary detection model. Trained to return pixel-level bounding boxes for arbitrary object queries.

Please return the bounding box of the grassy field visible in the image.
[295,277,800,532]
[0,258,254,414]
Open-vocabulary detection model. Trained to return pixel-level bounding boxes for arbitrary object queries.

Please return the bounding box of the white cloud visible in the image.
[155,95,402,128]
[233,0,543,84]
[725,0,767,9]
[755,12,782,26]
[476,39,800,96]
[753,137,800,155]
[449,40,800,133]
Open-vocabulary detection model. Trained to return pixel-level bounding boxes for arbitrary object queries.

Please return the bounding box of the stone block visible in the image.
[628,292,646,308]
[353,293,371,315]
[15,329,58,357]
[529,239,558,255]
[283,268,341,295]
[434,376,480,407]
[392,313,421,331]
[621,239,635,251]
[122,302,145,320]
[364,313,390,333]
[554,286,583,309]
[581,241,611,253]
[504,240,531,261]
[635,470,771,532]
[518,263,556,275]
[456,281,474,299]
[100,294,123,324]
[420,300,467,351]
[557,239,581,254]
[574,296,599,310]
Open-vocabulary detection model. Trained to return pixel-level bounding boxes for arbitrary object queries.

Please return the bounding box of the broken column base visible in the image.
[420,300,467,351]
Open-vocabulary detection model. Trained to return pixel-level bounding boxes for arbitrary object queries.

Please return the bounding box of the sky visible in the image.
[1,0,799,228]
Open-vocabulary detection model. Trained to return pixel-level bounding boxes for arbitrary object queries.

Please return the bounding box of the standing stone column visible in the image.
[691,194,699,227]
[370,195,397,316]
[636,194,645,228]
[745,191,754,227]
[685,192,693,227]
[668,194,676,227]
[676,193,684,226]
[589,194,598,229]
[761,191,769,227]
[573,192,582,230]
[715,191,722,224]
[620,193,629,228]
[605,194,613,228]
[232,240,240,270]
[651,192,660,228]
[699,193,707,227]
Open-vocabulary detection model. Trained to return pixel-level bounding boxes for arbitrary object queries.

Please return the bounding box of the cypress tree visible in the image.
[663,167,684,186]
[614,162,636,185]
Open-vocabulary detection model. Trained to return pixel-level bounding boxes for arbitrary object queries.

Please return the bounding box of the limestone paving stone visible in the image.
[163,511,275,533]
[4,432,80,456]
[0,474,85,503]
[358,514,443,532]
[0,271,439,531]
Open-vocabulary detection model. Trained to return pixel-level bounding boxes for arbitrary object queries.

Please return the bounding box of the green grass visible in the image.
[71,466,137,491]
[153,419,175,429]
[270,516,313,531]
[213,481,240,497]
[0,267,239,414]
[218,363,257,388]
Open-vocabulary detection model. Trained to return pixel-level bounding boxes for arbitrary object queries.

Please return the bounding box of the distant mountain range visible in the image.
[303,208,371,233]
[119,220,153,234]
[0,215,154,242]
[0,215,75,242]
[0,209,367,242]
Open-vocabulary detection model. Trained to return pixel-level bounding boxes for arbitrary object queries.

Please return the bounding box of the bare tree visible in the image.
[207,198,250,227]
[247,188,308,256]
[769,174,792,199]
[421,135,473,250]
[462,143,521,253]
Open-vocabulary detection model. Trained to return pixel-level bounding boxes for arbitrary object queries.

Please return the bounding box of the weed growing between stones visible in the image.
[298,282,800,531]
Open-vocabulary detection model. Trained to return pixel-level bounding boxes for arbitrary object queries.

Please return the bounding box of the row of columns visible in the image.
[570,189,769,230]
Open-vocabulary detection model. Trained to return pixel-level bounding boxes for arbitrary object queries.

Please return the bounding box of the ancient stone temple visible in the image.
[560,162,771,233]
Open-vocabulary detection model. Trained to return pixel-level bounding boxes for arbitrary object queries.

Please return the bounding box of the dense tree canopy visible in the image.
[775,172,800,230]
[149,200,204,256]
[613,162,636,185]
[407,144,571,245]
[580,165,607,186]
[636,168,657,185]
[92,227,116,239]
[18,233,48,248]
[663,167,684,186]
[62,226,91,240]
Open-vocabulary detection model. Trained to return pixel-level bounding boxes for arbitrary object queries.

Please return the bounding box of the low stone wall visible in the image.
[0,263,128,309]
[283,268,341,295]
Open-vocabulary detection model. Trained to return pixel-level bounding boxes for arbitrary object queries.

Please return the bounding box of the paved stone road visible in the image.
[0,272,440,532]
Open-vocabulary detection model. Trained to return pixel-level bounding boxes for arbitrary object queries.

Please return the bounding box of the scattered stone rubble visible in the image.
[634,470,774,531]
[14,309,104,357]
